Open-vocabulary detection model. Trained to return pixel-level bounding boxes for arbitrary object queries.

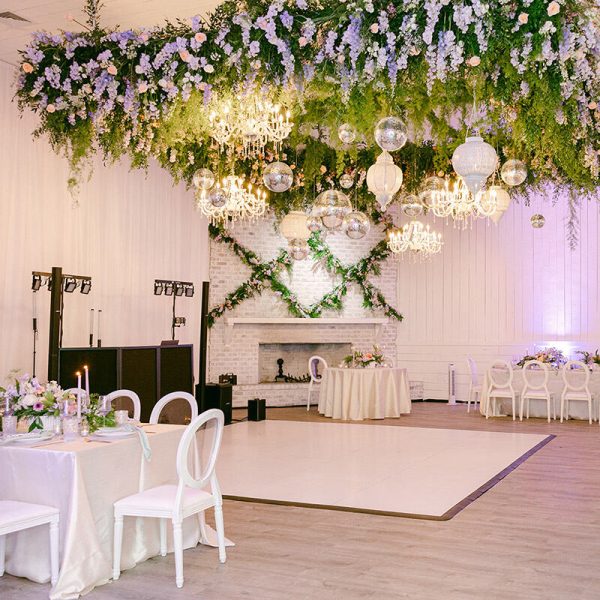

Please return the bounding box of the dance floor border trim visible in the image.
[223,431,555,521]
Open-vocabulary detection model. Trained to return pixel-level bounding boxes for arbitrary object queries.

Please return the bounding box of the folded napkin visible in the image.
[122,424,152,461]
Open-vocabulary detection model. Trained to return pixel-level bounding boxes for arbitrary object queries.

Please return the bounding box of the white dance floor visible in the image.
[217,420,552,519]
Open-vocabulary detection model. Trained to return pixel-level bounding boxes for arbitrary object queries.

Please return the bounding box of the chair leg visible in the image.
[547,397,551,423]
[560,395,565,423]
[49,518,59,586]
[589,399,593,425]
[0,534,5,577]
[307,380,312,412]
[173,521,184,588]
[519,396,524,421]
[512,395,516,421]
[214,503,227,564]
[160,519,167,557]
[113,514,124,580]
[467,386,472,413]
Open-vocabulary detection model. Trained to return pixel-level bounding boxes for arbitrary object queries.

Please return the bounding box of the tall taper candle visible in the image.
[76,371,82,420]
[84,365,89,397]
[89,309,94,347]
[97,309,102,348]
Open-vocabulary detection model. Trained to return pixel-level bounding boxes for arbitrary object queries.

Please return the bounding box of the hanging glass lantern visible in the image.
[418,176,446,208]
[366,151,403,211]
[192,168,215,191]
[531,214,545,228]
[306,215,323,233]
[500,159,527,187]
[339,173,354,189]
[374,117,408,152]
[311,189,352,230]
[338,123,356,144]
[279,211,310,241]
[451,136,498,195]
[289,238,309,260]
[263,161,294,192]
[401,194,424,217]
[342,211,370,240]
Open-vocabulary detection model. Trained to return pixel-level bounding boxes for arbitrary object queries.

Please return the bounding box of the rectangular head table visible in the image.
[0,424,205,599]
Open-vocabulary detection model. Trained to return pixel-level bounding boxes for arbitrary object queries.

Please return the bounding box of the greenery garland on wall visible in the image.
[13,0,599,216]
[207,219,402,326]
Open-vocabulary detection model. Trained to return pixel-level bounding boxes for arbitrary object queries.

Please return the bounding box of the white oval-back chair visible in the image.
[150,392,198,425]
[466,358,482,413]
[485,360,517,420]
[561,360,593,424]
[104,389,141,422]
[113,409,226,588]
[521,360,554,422]
[307,356,327,411]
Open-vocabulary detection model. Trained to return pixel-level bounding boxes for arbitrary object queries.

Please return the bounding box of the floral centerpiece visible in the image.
[85,394,116,432]
[340,345,388,369]
[515,347,567,368]
[0,373,64,431]
[576,350,600,367]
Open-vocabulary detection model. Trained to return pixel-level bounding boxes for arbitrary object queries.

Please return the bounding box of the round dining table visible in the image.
[318,366,411,421]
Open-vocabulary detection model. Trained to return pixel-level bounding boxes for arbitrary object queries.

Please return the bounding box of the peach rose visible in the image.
[370,23,379,34]
[518,13,528,24]
[107,65,117,75]
[298,36,308,47]
[468,56,481,67]
[46,104,56,113]
[138,82,148,93]
[22,62,33,73]
[195,32,207,44]
[547,1,560,16]
[179,50,190,62]
[589,101,598,110]
[203,64,214,73]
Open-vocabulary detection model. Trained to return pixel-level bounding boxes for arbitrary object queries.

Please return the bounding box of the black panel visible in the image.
[121,348,159,423]
[160,346,194,397]
[203,383,232,425]
[58,348,118,394]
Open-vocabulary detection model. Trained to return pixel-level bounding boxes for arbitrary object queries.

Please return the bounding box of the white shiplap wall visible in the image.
[396,194,600,400]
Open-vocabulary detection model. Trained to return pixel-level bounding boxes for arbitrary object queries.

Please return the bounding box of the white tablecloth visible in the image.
[479,368,600,419]
[318,367,411,421]
[0,424,212,599]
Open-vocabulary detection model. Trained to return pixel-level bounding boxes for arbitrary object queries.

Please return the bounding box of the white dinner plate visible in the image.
[94,427,136,439]
[9,431,54,444]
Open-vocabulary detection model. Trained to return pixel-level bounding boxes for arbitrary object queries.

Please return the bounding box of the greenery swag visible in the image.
[13,0,598,225]
[207,217,402,325]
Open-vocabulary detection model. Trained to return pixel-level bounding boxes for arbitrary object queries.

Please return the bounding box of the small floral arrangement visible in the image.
[0,372,65,431]
[85,394,116,433]
[576,350,600,367]
[340,345,388,369]
[516,347,567,368]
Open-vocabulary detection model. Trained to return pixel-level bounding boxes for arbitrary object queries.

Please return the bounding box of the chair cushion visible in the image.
[523,391,552,399]
[488,387,514,398]
[564,391,592,401]
[115,485,214,516]
[0,500,59,534]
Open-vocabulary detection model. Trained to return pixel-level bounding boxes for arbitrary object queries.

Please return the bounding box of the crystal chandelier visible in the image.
[195,174,267,223]
[208,94,293,157]
[424,177,497,227]
[387,221,443,259]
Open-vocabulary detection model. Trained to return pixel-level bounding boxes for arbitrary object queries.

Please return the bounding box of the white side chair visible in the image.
[150,392,198,425]
[105,389,141,422]
[0,500,60,586]
[486,360,518,420]
[561,360,593,424]
[466,357,482,413]
[307,356,327,411]
[113,409,226,589]
[521,360,554,423]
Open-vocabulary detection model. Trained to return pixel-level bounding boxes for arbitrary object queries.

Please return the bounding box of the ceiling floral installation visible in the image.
[14,0,599,243]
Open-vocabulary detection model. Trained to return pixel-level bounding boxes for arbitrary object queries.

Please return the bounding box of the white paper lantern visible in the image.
[289,238,309,260]
[366,151,403,211]
[501,159,527,187]
[374,117,408,151]
[451,136,498,195]
[279,211,311,241]
[312,189,352,230]
[192,168,215,190]
[342,211,370,239]
[483,185,511,223]
[263,161,293,192]
[338,123,356,144]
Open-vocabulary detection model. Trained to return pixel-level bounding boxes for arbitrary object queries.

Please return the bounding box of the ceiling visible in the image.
[0,0,222,65]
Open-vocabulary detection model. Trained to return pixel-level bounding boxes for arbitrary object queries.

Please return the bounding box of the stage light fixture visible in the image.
[32,274,42,291]
[164,282,174,296]
[173,316,186,326]
[154,281,164,295]
[184,284,194,297]
[80,279,92,294]
[64,277,77,293]
[174,282,184,297]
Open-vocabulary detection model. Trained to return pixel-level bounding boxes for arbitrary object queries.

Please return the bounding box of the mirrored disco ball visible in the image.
[306,215,323,233]
[289,238,309,260]
[339,173,354,189]
[401,194,424,217]
[531,214,545,228]
[192,168,215,190]
[343,211,370,240]
[338,123,356,144]
[374,117,408,152]
[263,161,294,193]
[209,187,228,208]
[418,176,446,207]
[312,189,352,230]
[501,159,527,187]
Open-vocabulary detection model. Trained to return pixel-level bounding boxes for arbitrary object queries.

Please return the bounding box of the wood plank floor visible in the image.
[4,403,600,600]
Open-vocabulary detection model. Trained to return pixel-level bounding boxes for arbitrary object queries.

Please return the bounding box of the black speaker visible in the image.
[203,383,232,425]
[247,398,266,422]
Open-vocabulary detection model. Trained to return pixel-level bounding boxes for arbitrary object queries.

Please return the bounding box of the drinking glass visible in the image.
[115,410,129,426]
[62,416,80,441]
[2,415,17,436]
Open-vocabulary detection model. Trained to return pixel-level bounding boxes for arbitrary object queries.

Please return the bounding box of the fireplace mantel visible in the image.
[222,317,388,345]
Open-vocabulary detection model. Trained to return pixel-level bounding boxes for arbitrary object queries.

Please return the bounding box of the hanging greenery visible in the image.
[13,0,598,209]
[207,217,402,325]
